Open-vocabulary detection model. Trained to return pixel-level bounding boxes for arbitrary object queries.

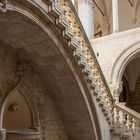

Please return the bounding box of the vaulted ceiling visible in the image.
[93,0,140,35]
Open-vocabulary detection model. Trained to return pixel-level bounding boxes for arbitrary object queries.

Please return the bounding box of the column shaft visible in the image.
[78,0,94,39]
[112,0,119,33]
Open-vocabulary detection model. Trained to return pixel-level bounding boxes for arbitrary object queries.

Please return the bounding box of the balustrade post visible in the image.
[116,109,120,125]
[0,129,6,140]
[128,115,133,130]
[122,112,127,126]
[111,107,115,126]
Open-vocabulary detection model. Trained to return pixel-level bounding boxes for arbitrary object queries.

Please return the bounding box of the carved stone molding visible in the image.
[0,0,7,13]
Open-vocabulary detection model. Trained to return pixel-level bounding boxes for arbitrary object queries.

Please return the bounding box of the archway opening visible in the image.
[121,55,140,113]
[0,5,101,140]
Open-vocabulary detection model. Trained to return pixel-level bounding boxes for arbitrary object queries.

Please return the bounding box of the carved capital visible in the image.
[0,129,6,140]
[111,82,123,102]
[0,0,7,13]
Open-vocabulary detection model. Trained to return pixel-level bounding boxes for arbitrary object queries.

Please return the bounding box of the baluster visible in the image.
[115,108,121,128]
[131,118,136,139]
[122,112,127,129]
[128,115,133,130]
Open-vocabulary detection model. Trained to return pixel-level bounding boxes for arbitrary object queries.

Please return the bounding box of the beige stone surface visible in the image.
[91,28,140,91]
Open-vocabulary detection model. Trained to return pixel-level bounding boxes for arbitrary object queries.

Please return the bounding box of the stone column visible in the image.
[0,129,6,140]
[112,0,119,33]
[78,0,94,39]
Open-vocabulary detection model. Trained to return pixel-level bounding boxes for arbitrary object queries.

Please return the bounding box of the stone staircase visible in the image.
[39,0,114,124]
[2,0,140,140]
[38,0,140,139]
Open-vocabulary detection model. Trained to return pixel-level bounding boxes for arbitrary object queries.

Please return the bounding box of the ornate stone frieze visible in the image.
[0,0,7,12]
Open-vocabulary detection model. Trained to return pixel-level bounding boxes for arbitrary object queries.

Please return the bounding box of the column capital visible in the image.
[111,82,123,102]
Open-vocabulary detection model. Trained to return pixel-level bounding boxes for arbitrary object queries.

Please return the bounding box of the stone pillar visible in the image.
[111,82,123,103]
[78,0,94,39]
[112,0,119,33]
[0,129,6,140]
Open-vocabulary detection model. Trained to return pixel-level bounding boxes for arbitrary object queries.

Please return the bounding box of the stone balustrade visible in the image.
[42,0,113,122]
[6,130,41,140]
[112,103,140,140]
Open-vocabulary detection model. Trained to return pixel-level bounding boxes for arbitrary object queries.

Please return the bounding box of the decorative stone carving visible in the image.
[111,82,123,103]
[0,129,6,140]
[0,0,7,12]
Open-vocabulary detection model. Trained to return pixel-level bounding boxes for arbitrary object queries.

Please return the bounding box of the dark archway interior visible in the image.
[119,77,129,102]
[121,56,140,113]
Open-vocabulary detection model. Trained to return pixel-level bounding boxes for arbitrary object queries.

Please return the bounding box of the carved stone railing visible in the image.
[6,129,41,140]
[112,103,140,140]
[41,0,113,122]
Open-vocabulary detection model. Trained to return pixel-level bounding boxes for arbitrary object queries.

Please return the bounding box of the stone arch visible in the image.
[0,0,102,140]
[111,41,140,88]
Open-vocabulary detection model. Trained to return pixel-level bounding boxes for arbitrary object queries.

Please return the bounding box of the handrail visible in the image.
[115,103,140,120]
